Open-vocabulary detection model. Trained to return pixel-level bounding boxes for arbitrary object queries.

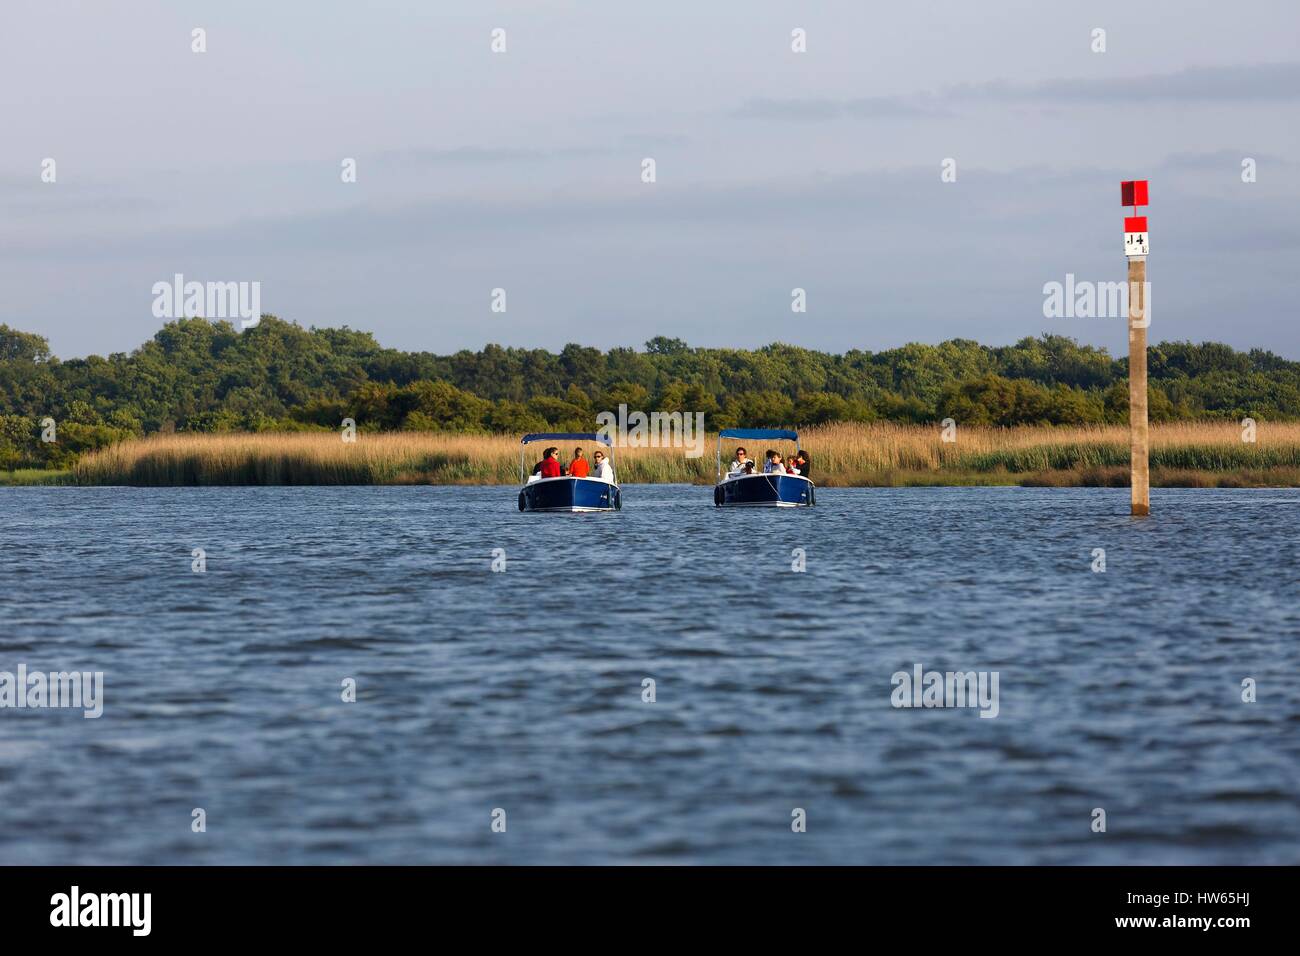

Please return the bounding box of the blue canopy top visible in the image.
[520,432,613,446]
[718,428,798,442]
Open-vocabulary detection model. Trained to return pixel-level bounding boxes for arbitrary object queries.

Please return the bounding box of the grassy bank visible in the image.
[57,423,1300,487]
[0,469,72,486]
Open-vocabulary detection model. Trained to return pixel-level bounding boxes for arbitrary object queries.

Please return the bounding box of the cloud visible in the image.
[734,95,950,121]
[951,61,1300,103]
[736,62,1300,122]
[9,160,1300,359]
[379,145,615,165]
[0,178,165,218]
[11,159,1297,262]
[1161,149,1294,171]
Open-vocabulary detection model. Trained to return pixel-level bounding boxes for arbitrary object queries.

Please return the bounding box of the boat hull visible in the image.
[714,473,814,508]
[519,476,621,513]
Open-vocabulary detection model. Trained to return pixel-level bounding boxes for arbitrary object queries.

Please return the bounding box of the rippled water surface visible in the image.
[1,485,1298,864]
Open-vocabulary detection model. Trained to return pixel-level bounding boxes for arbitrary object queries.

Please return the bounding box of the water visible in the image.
[1,485,1297,865]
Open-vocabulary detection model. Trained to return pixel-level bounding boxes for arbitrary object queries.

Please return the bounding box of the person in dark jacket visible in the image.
[795,450,811,481]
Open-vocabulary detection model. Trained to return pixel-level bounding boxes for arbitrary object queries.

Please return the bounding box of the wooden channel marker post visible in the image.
[1122,179,1150,516]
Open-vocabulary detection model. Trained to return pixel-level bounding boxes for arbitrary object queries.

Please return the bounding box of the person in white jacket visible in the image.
[762,449,786,474]
[727,446,752,477]
[591,449,615,481]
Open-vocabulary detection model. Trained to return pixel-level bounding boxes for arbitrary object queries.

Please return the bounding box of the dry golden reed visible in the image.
[69,422,1300,487]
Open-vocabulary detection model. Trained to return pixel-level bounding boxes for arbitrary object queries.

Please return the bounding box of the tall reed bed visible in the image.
[71,432,717,485]
[69,423,1300,486]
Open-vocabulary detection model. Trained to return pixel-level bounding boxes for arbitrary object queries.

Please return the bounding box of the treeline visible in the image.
[3,316,1300,469]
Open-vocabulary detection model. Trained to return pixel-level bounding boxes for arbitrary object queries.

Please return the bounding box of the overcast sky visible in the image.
[3,0,1298,359]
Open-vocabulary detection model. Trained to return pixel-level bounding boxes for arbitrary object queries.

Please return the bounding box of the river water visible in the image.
[1,485,1297,864]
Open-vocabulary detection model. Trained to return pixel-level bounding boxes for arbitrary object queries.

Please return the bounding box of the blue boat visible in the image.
[713,428,814,508]
[518,432,621,513]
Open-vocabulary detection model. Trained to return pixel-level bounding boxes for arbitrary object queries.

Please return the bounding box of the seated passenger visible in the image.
[591,449,615,481]
[795,450,811,481]
[786,456,800,475]
[727,446,752,476]
[568,446,590,477]
[539,446,562,478]
[762,450,786,474]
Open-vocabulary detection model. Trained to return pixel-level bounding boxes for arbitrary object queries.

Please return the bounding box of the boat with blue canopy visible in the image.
[518,432,621,513]
[713,428,814,508]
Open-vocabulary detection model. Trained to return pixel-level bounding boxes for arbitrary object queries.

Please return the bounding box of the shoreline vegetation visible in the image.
[8,318,1300,487]
[12,422,1300,487]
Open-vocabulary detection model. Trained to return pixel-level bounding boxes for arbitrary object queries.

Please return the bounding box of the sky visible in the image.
[2,0,1299,359]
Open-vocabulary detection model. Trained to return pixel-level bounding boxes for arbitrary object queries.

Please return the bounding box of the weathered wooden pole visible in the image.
[1121,180,1150,516]
[1127,256,1149,516]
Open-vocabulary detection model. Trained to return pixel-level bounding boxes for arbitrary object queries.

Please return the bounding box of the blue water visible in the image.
[1,485,1297,864]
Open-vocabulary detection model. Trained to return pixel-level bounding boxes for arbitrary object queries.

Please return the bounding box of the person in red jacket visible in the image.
[568,446,590,477]
[539,446,562,478]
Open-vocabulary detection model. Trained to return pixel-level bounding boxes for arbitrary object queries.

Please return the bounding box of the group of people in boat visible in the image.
[726,446,811,480]
[529,443,809,483]
[531,445,615,481]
